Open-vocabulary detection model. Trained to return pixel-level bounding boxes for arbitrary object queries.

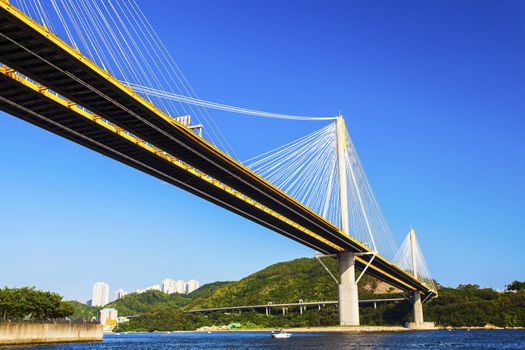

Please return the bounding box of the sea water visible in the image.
[3,330,525,349]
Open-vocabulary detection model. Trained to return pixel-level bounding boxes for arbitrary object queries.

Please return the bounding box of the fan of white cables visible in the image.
[343,124,398,259]
[246,123,340,222]
[122,83,336,122]
[11,0,237,157]
[245,120,397,260]
[394,230,437,292]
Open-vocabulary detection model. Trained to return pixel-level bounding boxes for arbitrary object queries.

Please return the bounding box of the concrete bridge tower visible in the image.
[336,116,360,326]
[407,228,436,329]
[410,228,424,326]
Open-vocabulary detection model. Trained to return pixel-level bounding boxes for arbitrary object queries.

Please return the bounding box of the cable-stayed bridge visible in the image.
[0,0,436,328]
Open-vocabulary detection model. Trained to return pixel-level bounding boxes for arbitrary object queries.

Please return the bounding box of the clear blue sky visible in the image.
[0,0,524,302]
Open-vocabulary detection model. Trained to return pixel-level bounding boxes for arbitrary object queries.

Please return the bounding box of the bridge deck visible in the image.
[0,1,435,299]
[0,66,339,255]
[187,298,406,314]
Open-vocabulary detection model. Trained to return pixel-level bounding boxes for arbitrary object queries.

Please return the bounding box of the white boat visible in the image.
[272,330,292,339]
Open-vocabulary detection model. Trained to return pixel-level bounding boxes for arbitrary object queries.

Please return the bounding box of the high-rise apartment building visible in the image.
[91,282,109,306]
[175,280,186,294]
[113,288,127,301]
[185,280,200,294]
[161,279,194,294]
[99,308,118,327]
[161,279,176,294]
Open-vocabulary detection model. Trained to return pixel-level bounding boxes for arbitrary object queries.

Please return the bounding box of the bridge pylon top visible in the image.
[395,229,438,297]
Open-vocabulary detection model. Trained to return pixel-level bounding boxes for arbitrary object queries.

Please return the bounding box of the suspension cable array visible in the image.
[11,0,238,157]
[123,82,336,121]
[394,230,437,293]
[245,119,398,260]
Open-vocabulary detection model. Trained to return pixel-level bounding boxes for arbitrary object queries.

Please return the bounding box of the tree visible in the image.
[0,287,74,319]
[506,281,525,292]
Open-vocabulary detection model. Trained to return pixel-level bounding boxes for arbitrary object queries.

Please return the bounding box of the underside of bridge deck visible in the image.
[0,1,436,302]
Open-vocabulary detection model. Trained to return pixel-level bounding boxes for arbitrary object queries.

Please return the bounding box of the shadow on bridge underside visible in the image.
[0,1,435,299]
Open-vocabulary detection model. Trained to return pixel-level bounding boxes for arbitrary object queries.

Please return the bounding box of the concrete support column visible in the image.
[410,229,424,326]
[338,251,360,326]
[413,291,424,325]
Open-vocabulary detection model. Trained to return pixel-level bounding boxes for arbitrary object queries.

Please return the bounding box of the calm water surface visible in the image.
[4,330,525,349]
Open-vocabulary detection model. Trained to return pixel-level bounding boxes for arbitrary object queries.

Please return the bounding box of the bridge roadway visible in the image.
[0,1,435,299]
[187,298,406,314]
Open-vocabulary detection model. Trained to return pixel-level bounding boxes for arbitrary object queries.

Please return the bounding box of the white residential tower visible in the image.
[91,282,109,306]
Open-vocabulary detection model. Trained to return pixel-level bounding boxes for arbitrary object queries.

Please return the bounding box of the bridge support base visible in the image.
[406,291,435,329]
[413,291,424,325]
[338,251,359,326]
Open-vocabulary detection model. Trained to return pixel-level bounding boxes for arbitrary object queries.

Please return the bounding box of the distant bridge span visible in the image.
[187,298,406,314]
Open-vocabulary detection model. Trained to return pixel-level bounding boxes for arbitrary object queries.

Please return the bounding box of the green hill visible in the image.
[113,257,397,332]
[107,257,392,318]
[185,257,390,310]
[110,258,525,331]
[106,281,231,316]
[106,290,191,316]
[64,300,101,320]
[187,281,233,300]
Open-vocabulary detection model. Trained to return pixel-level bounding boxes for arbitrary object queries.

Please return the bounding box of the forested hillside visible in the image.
[106,258,525,331]
[185,257,394,310]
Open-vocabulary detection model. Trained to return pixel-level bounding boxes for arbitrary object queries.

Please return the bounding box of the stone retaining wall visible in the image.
[0,323,103,345]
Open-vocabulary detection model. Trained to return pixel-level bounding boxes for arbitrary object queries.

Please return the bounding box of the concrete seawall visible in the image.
[0,323,103,345]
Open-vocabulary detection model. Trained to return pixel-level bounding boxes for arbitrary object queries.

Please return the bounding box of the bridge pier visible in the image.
[413,291,424,325]
[407,291,435,329]
[338,251,360,326]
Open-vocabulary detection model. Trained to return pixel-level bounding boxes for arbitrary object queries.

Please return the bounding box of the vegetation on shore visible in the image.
[0,287,74,319]
[185,258,394,311]
[113,258,525,331]
[110,258,525,332]
[106,290,192,316]
[424,284,525,327]
[3,258,523,330]
[64,300,101,321]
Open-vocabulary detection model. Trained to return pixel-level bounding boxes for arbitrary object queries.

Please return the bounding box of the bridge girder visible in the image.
[0,1,436,300]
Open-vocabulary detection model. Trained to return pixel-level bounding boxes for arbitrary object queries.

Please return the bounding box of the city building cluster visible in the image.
[121,279,200,297]
[159,278,200,295]
[87,279,200,306]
